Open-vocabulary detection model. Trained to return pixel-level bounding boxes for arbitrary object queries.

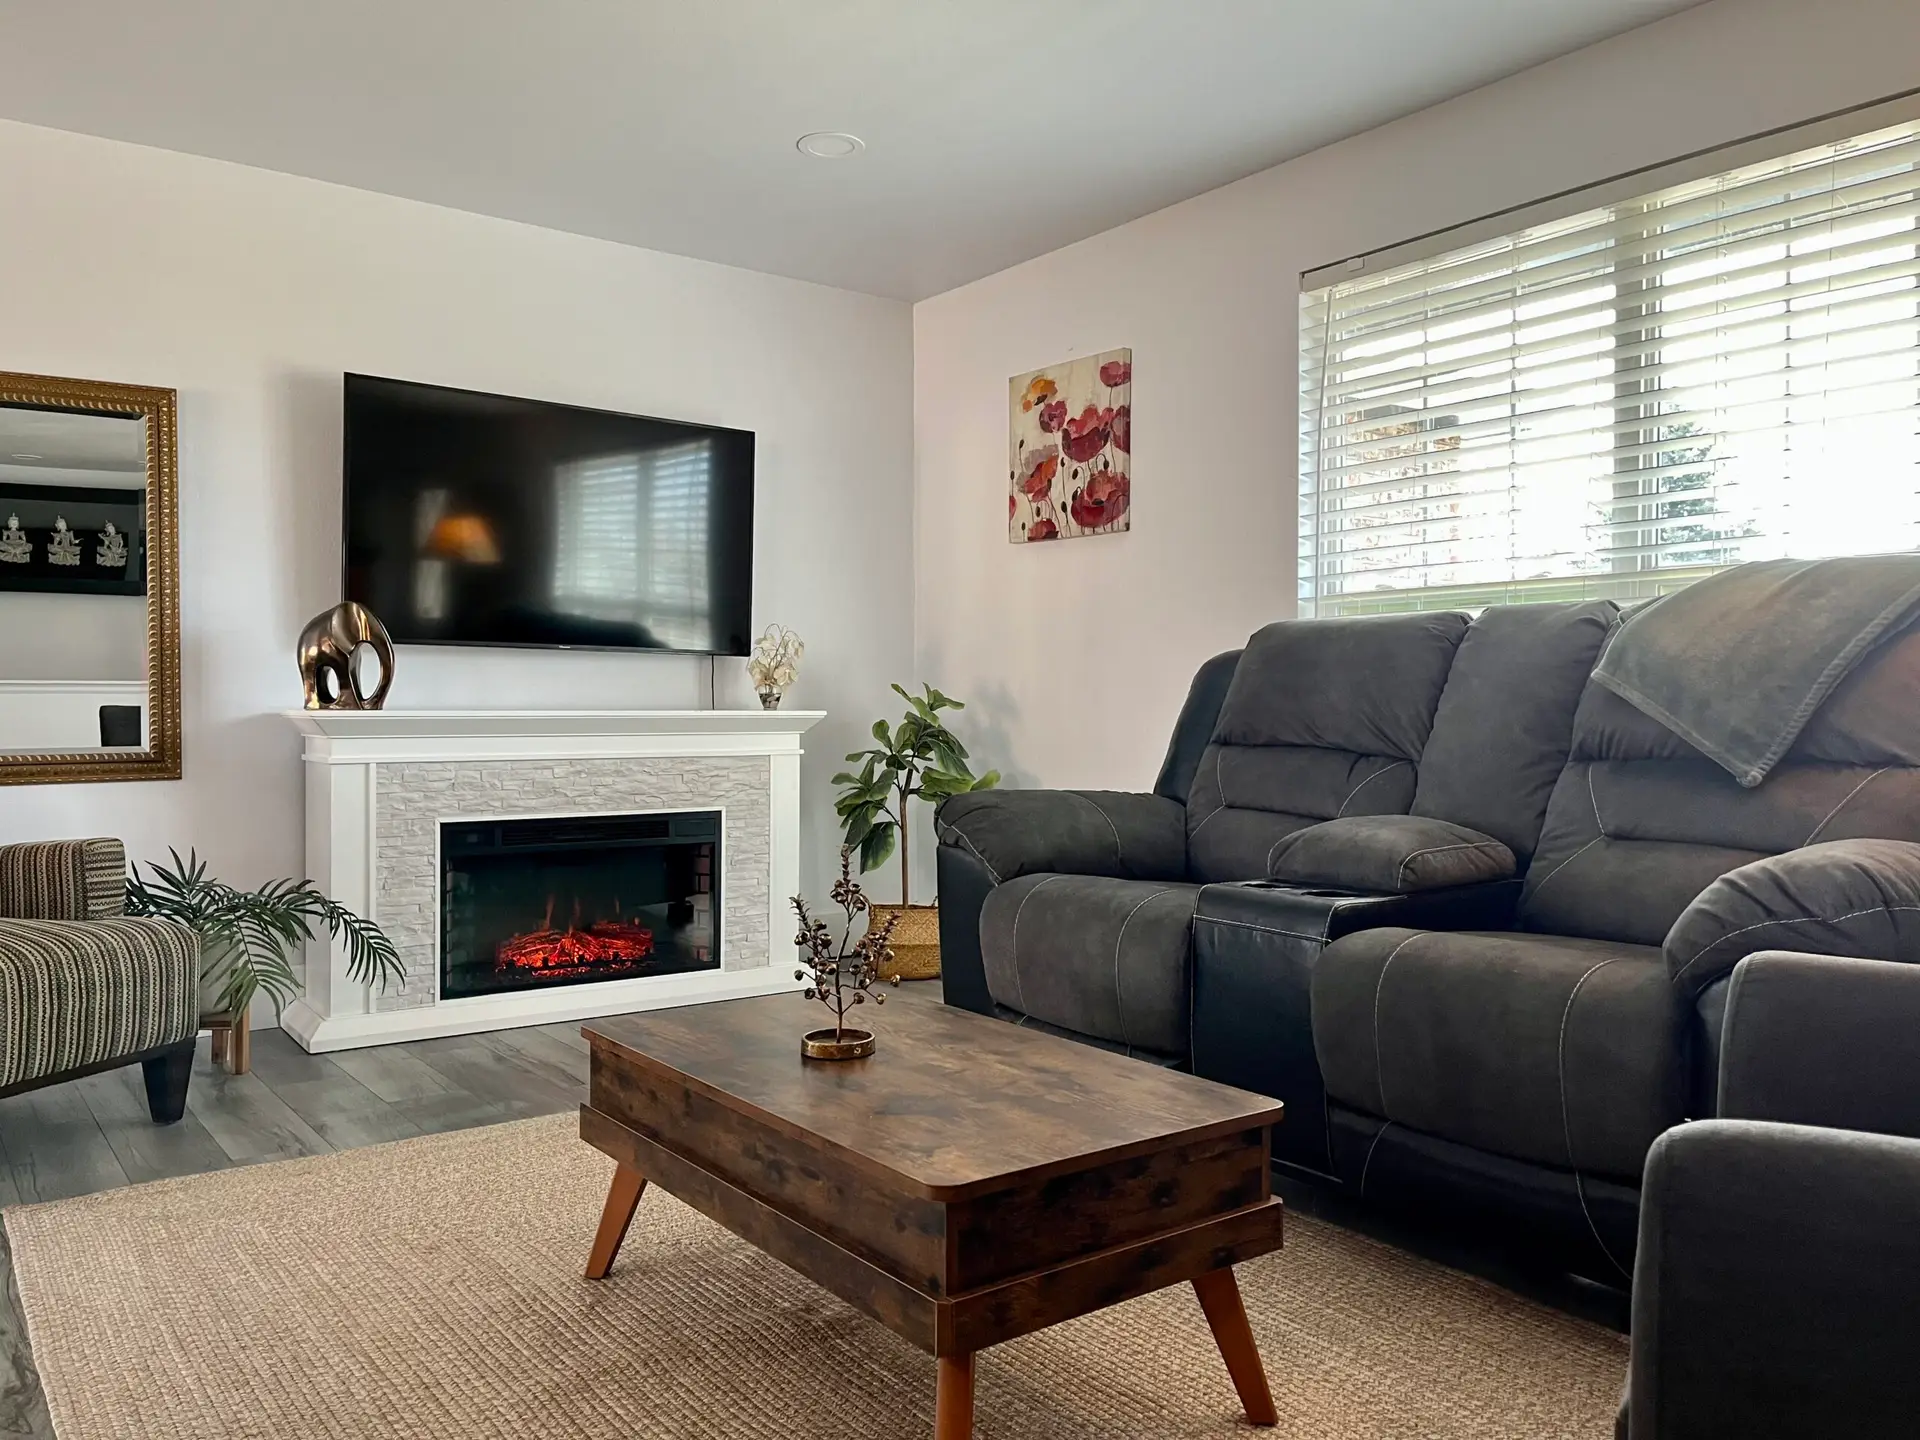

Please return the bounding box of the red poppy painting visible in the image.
[1008,347,1131,544]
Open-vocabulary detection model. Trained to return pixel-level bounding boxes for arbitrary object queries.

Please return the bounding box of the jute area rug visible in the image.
[5,1114,1625,1439]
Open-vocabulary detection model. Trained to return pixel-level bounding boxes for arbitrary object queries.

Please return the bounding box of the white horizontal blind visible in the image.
[553,440,715,648]
[1299,117,1920,616]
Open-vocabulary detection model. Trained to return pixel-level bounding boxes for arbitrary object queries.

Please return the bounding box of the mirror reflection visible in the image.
[0,404,149,752]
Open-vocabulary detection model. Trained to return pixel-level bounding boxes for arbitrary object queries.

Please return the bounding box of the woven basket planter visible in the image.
[868,902,941,981]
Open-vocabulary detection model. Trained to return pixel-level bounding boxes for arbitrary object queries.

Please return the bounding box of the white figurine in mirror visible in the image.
[96,520,128,568]
[0,516,28,564]
[747,624,804,710]
[47,517,80,566]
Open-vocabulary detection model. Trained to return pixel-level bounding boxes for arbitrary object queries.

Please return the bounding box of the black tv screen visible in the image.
[343,374,755,655]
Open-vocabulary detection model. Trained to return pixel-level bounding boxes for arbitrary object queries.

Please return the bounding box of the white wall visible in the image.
[913,0,1920,802]
[0,595,145,682]
[0,119,913,934]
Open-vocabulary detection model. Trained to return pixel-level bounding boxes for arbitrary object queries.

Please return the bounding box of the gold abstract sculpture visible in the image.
[297,601,395,710]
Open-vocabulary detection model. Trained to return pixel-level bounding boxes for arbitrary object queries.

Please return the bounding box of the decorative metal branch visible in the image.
[792,849,900,1041]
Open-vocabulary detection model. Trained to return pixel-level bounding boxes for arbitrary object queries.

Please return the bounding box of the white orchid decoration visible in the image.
[748,624,805,709]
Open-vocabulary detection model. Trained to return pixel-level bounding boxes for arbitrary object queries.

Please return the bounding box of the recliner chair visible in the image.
[1625,950,1920,1438]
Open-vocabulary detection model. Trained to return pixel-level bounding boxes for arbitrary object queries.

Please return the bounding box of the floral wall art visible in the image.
[1009,348,1130,543]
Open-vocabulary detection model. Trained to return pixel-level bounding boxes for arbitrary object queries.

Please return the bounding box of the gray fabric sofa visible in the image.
[1624,951,1920,1438]
[936,598,1920,1279]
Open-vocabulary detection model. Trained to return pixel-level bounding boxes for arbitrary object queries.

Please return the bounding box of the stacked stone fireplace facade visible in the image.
[374,756,772,1012]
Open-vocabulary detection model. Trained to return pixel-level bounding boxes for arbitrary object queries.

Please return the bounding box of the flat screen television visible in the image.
[342,374,755,655]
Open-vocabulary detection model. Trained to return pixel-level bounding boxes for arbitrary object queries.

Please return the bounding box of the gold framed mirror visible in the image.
[0,371,180,783]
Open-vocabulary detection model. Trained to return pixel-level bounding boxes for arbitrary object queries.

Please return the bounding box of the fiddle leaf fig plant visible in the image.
[126,849,404,1018]
[833,683,998,907]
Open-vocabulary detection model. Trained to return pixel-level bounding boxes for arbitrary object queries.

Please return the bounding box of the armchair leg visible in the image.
[141,1039,195,1124]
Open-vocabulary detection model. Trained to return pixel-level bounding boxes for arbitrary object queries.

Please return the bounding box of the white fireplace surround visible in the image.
[280,709,821,1051]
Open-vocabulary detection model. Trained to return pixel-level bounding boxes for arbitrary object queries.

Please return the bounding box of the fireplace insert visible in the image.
[440,811,720,1000]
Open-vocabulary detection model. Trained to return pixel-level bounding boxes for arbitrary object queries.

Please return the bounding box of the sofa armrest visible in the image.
[0,915,199,1091]
[0,838,127,921]
[934,789,1187,883]
[1265,815,1516,893]
[1664,839,1920,1001]
[1628,1119,1920,1439]
[1716,952,1920,1138]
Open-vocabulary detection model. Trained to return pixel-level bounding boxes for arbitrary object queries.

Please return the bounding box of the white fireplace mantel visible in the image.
[280,708,823,1052]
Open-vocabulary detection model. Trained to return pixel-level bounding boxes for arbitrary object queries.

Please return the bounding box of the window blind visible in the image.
[1299,116,1920,616]
[553,440,715,649]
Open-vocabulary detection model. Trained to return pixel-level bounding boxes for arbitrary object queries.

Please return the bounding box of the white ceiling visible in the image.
[0,1,1700,300]
[0,407,146,474]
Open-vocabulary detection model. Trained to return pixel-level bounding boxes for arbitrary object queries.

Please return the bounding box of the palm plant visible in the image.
[833,683,998,906]
[126,849,404,1017]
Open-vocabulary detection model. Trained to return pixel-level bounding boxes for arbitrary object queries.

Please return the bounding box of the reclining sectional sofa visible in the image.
[935,597,1920,1279]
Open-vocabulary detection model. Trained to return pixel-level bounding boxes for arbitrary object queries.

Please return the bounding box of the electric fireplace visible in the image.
[440,811,720,1000]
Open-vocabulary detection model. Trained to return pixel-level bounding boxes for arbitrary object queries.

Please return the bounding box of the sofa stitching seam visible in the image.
[1358,1119,1395,1198]
[1801,767,1889,847]
[1556,957,1618,1173]
[1187,748,1230,841]
[1371,933,1422,1118]
[1522,764,1608,911]
[1336,759,1411,819]
[1110,887,1180,1053]
[1264,834,1291,874]
[1006,875,1065,1016]
[935,820,1003,884]
[1191,914,1332,944]
[1670,903,1920,988]
[1557,956,1634,1283]
[1075,792,1129,873]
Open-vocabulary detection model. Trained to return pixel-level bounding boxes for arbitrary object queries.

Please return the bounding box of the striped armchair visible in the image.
[0,838,200,1123]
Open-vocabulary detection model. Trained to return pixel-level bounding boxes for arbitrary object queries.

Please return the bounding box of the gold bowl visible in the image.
[801,1027,875,1061]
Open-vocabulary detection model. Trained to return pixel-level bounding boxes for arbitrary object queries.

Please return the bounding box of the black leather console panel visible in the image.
[936,844,998,1016]
[1190,878,1523,1178]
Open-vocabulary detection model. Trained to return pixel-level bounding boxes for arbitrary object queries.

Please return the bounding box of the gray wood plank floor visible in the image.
[0,985,1620,1440]
[0,1014,609,1440]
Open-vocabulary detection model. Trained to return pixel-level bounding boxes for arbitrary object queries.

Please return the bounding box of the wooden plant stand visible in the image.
[205,1008,251,1075]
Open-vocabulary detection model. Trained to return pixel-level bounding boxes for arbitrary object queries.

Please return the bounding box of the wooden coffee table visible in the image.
[578,994,1286,1438]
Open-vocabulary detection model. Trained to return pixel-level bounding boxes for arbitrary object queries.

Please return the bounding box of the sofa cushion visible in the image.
[1266,816,1515,893]
[1213,613,1469,760]
[1184,613,1469,883]
[934,789,1187,884]
[1312,927,1684,1181]
[1411,600,1615,861]
[1665,839,1920,1001]
[978,874,1202,1058]
[1153,648,1242,803]
[1518,616,1920,948]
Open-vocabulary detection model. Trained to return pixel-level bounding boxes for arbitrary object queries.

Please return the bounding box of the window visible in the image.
[1299,116,1920,616]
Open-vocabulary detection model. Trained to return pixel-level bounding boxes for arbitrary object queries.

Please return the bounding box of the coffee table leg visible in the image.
[1192,1267,1277,1426]
[584,1162,647,1279]
[934,1352,974,1440]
